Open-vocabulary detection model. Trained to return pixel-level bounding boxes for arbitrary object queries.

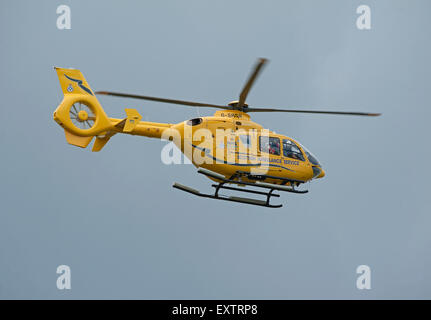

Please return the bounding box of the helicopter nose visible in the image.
[312,166,325,179]
[317,168,325,178]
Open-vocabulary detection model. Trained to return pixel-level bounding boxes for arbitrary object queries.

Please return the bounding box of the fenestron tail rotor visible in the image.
[95,58,381,117]
[69,102,96,130]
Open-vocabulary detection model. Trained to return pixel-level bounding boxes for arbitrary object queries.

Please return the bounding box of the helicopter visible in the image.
[53,58,380,208]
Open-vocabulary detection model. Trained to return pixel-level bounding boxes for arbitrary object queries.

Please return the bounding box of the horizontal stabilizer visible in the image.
[123,109,142,133]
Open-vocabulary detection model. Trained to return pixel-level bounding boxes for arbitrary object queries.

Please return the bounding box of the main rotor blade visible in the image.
[245,107,381,116]
[237,58,268,109]
[95,91,231,110]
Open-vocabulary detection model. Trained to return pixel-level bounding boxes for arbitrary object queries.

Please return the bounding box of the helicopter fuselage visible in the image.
[104,109,325,186]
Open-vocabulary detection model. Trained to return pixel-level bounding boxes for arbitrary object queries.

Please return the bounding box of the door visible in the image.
[258,135,283,175]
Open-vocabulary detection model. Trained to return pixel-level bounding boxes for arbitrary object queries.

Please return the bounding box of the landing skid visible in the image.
[173,168,308,208]
[173,182,283,208]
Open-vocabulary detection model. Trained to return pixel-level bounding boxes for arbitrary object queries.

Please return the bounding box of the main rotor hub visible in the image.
[228,100,248,109]
[77,110,89,122]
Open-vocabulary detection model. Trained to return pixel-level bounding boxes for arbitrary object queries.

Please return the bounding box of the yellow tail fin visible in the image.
[55,67,95,96]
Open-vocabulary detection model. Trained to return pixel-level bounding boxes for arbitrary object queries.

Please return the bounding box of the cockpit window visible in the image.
[298,142,320,166]
[260,136,280,156]
[282,139,305,161]
[306,151,320,166]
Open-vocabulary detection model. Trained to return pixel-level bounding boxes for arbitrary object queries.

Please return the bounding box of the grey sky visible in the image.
[1,0,430,299]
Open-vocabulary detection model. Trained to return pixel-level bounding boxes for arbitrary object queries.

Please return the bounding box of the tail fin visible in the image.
[55,67,95,96]
[53,67,113,148]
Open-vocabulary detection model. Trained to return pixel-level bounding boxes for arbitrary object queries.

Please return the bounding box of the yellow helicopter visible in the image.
[53,58,380,208]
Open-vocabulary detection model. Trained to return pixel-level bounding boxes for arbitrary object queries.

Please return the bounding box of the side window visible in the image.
[186,118,202,126]
[282,139,305,161]
[260,136,280,156]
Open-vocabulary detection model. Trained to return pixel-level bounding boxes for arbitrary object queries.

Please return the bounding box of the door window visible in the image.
[259,136,280,156]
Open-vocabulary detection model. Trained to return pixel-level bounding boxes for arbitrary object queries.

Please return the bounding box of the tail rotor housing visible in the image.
[53,67,114,147]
